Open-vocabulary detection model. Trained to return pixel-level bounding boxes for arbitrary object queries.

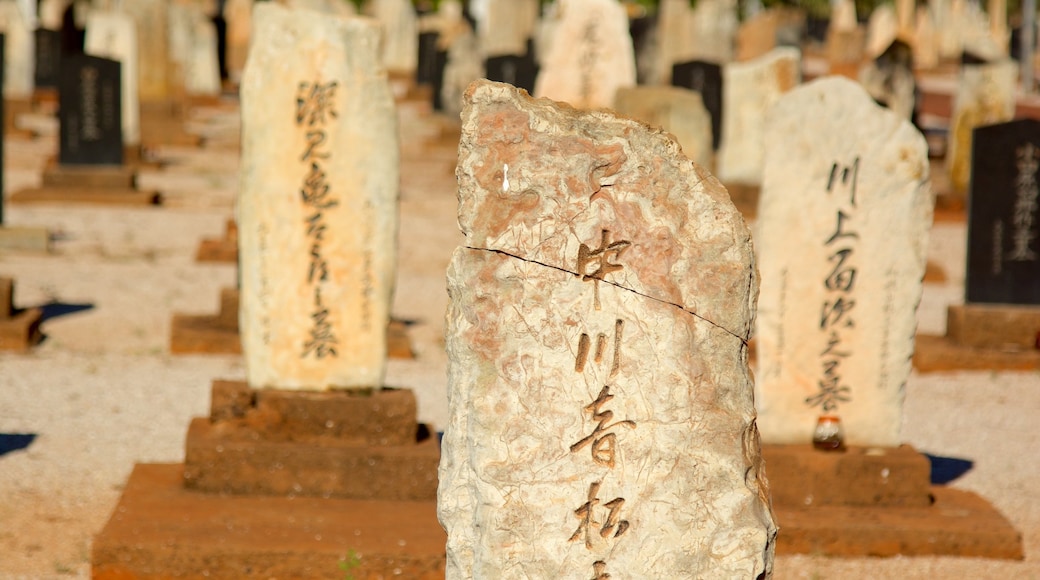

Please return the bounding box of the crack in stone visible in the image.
[468,246,748,344]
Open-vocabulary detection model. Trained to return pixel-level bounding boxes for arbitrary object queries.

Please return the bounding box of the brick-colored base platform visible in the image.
[9,161,160,206]
[914,304,1040,372]
[170,289,416,358]
[195,219,238,263]
[92,463,446,580]
[0,277,43,351]
[763,444,1023,559]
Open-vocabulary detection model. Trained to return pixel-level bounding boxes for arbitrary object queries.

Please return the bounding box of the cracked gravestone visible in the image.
[439,79,777,578]
[754,77,932,447]
[237,2,398,390]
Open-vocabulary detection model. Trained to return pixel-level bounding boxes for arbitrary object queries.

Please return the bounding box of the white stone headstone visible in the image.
[479,0,539,58]
[368,0,418,73]
[440,78,776,579]
[185,11,221,95]
[84,10,140,147]
[716,47,800,185]
[654,0,696,83]
[533,0,635,110]
[0,0,34,98]
[690,0,737,64]
[123,0,170,101]
[755,77,932,447]
[238,3,399,391]
[440,21,482,117]
[946,59,1018,195]
[38,0,65,29]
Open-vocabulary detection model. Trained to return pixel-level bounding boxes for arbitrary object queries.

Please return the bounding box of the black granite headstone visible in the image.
[417,31,440,86]
[61,2,85,55]
[671,60,723,151]
[966,119,1040,304]
[484,52,538,94]
[34,28,63,89]
[59,55,123,166]
[431,49,449,111]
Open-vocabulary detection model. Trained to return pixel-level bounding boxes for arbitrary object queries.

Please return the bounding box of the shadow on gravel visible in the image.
[924,453,975,484]
[0,433,37,457]
[36,302,94,323]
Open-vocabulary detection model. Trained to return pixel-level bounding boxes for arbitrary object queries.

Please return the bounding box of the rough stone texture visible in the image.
[439,80,776,578]
[946,303,1040,350]
[755,77,932,447]
[946,60,1017,195]
[92,464,446,580]
[84,10,141,147]
[238,3,398,391]
[716,47,800,186]
[612,86,713,170]
[533,0,636,110]
[762,444,932,508]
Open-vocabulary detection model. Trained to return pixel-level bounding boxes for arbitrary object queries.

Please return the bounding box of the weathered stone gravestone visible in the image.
[755,77,932,447]
[368,0,418,74]
[671,59,723,151]
[946,59,1017,196]
[58,54,122,165]
[613,85,713,170]
[439,79,777,578]
[0,0,33,99]
[123,0,170,102]
[238,2,398,391]
[716,47,800,186]
[34,28,62,88]
[966,119,1040,304]
[689,0,738,65]
[533,0,635,110]
[858,39,916,121]
[84,10,140,148]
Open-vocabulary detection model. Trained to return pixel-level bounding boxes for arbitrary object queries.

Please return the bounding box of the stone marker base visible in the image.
[9,160,161,206]
[170,289,416,359]
[195,218,238,263]
[0,277,43,352]
[914,303,1040,372]
[91,463,446,580]
[4,97,37,139]
[763,444,1023,559]
[93,380,444,579]
[141,99,204,149]
[0,226,50,252]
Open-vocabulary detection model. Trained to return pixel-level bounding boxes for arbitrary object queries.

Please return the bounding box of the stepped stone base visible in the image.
[92,463,446,580]
[764,444,1023,559]
[0,277,43,351]
[914,304,1040,372]
[9,187,161,206]
[170,289,415,358]
[195,219,238,263]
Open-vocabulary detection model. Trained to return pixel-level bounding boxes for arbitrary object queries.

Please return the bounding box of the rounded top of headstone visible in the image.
[457,79,757,340]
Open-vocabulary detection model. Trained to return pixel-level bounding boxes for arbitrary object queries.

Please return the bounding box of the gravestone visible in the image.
[34,28,61,88]
[0,0,33,99]
[58,54,122,165]
[858,39,916,121]
[716,47,800,186]
[479,0,539,59]
[84,10,140,148]
[966,119,1040,304]
[689,0,738,64]
[439,13,481,116]
[736,9,778,61]
[755,77,932,447]
[369,0,418,74]
[223,0,251,82]
[865,3,898,58]
[416,30,439,85]
[533,0,635,110]
[484,50,537,93]
[613,85,713,170]
[440,79,777,578]
[913,6,939,69]
[238,2,398,390]
[655,0,695,83]
[123,0,170,102]
[946,59,1017,196]
[671,59,723,151]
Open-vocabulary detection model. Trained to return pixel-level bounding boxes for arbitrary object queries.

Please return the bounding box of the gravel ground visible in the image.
[0,98,1036,579]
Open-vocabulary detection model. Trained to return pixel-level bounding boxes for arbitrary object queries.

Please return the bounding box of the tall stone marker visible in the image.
[533,0,635,110]
[966,119,1040,304]
[946,59,1017,196]
[672,59,724,151]
[716,47,800,186]
[439,80,777,578]
[755,77,932,447]
[34,28,62,88]
[58,54,122,165]
[238,3,398,391]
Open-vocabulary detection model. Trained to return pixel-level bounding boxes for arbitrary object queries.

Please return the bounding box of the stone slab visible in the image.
[195,219,238,263]
[8,187,161,206]
[92,463,446,580]
[762,444,931,508]
[183,418,439,501]
[912,333,1040,372]
[169,313,242,355]
[0,226,50,252]
[41,160,136,188]
[0,308,43,352]
[947,303,1040,350]
[773,486,1024,559]
[207,380,419,446]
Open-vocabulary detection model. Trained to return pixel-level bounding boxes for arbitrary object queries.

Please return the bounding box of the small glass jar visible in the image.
[812,415,845,451]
